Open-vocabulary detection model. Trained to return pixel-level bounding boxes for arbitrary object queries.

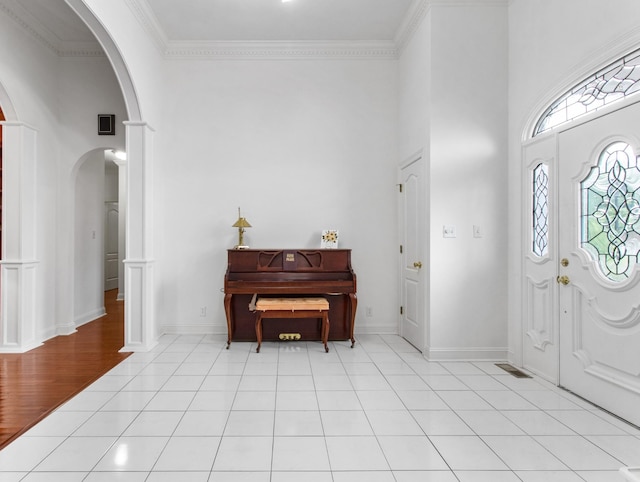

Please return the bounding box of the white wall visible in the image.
[507,0,640,366]
[157,58,399,334]
[74,150,105,325]
[398,3,509,359]
[429,4,508,360]
[105,162,119,202]
[397,10,430,160]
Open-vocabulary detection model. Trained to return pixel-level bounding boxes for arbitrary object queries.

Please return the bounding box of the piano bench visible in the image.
[255,297,330,353]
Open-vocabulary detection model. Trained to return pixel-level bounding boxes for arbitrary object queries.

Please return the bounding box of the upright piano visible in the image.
[223,249,357,347]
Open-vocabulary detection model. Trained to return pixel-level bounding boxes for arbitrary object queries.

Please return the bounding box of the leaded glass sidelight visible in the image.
[581,141,640,282]
[534,48,640,136]
[533,163,549,257]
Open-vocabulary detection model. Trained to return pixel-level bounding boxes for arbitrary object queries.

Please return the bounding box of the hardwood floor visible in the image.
[0,289,130,449]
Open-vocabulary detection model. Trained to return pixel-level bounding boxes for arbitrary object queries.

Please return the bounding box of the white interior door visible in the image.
[104,202,119,291]
[558,101,640,426]
[399,155,425,351]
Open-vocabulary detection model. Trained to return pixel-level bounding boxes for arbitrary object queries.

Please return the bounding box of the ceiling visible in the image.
[145,0,415,42]
[0,0,417,53]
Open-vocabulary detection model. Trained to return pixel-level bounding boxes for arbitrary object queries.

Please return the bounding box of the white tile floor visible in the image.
[1,333,639,481]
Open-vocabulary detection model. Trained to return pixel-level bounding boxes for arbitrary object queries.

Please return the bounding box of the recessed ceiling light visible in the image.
[282,0,292,3]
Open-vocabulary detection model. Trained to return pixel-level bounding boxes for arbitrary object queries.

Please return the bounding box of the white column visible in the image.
[0,122,40,352]
[121,121,157,352]
[114,158,127,301]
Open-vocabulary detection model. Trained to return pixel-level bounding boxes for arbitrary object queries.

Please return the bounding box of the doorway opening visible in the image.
[73,148,125,328]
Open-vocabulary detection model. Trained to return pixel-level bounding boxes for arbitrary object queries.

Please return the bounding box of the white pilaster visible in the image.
[114,158,127,301]
[0,122,41,352]
[121,121,157,351]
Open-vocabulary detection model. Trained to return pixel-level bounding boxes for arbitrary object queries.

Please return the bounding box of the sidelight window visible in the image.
[532,163,549,257]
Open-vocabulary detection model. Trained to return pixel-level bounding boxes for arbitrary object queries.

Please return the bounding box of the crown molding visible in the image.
[126,0,404,60]
[2,0,508,61]
[58,40,105,58]
[164,40,398,60]
[0,0,103,57]
[395,0,428,55]
[124,0,168,55]
[0,0,58,55]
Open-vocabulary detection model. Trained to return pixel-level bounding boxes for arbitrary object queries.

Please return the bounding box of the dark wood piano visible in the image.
[223,249,357,348]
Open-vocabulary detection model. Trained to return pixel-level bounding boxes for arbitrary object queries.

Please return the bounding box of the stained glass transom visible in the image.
[533,163,549,257]
[581,141,640,282]
[534,48,640,136]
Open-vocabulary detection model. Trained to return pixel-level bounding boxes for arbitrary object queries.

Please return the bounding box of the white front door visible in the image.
[558,101,640,426]
[399,154,426,351]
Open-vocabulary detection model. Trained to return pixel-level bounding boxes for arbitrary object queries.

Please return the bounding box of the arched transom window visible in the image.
[534,48,640,136]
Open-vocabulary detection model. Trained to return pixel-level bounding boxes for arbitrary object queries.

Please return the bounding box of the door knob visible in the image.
[557,275,570,285]
[413,261,423,269]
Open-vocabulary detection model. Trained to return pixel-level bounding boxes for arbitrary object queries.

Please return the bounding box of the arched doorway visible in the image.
[72,148,125,327]
[61,1,155,351]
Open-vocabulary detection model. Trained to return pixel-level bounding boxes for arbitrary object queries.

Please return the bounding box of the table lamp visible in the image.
[232,207,251,249]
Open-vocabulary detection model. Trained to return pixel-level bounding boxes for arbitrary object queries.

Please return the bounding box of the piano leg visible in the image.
[322,311,330,353]
[255,312,263,353]
[223,293,233,349]
[349,293,357,348]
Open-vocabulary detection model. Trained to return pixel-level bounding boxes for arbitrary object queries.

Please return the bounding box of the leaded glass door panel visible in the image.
[558,100,640,426]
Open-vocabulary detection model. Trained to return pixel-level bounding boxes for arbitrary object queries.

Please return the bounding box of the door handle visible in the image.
[413,261,423,269]
[557,275,570,285]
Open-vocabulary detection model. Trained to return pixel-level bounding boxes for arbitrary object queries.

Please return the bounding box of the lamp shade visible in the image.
[232,217,251,228]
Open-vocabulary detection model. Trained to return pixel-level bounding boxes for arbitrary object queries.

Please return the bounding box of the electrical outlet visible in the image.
[200,307,207,317]
[365,307,373,317]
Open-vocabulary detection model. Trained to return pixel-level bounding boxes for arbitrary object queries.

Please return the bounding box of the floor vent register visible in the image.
[495,363,532,378]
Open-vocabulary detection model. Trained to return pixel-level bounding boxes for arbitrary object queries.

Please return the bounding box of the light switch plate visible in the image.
[443,225,457,238]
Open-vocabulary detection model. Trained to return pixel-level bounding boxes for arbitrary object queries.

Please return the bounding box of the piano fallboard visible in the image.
[223,249,357,346]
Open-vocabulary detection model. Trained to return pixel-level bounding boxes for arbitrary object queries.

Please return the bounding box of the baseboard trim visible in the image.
[354,323,397,335]
[120,339,159,353]
[0,340,43,353]
[160,323,222,335]
[424,346,509,361]
[74,307,106,328]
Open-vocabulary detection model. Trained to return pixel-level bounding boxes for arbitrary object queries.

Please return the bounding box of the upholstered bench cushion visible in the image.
[256,297,329,311]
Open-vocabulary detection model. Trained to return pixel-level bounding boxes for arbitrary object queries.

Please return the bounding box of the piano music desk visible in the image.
[255,297,330,353]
